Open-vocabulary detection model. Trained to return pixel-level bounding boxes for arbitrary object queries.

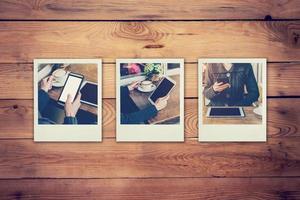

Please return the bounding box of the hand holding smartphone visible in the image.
[58,73,84,105]
[213,76,230,92]
[148,76,176,105]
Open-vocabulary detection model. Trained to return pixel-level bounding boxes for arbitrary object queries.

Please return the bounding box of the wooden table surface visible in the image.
[203,106,262,124]
[0,1,300,199]
[129,75,180,124]
[47,64,98,115]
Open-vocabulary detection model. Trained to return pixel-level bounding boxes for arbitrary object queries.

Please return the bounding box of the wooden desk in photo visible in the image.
[129,75,180,124]
[47,64,98,115]
[202,106,262,124]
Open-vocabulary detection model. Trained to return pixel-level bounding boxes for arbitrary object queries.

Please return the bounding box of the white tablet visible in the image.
[148,76,176,105]
[206,107,245,118]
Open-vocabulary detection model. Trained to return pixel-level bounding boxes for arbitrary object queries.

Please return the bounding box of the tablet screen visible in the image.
[209,107,241,116]
[80,82,98,105]
[59,74,83,103]
[150,78,175,103]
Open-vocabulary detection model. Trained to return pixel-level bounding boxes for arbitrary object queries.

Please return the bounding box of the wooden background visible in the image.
[0,0,300,199]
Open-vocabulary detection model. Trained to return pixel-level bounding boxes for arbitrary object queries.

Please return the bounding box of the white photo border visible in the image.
[198,58,267,142]
[34,59,102,142]
[116,58,184,142]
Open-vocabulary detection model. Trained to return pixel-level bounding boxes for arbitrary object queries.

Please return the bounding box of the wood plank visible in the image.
[0,22,300,63]
[1,63,300,99]
[0,0,299,20]
[0,178,300,200]
[0,98,299,139]
[0,63,33,99]
[268,63,300,96]
[0,137,299,178]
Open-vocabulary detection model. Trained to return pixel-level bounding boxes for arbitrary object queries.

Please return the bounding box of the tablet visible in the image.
[206,107,245,118]
[58,73,84,105]
[148,76,176,105]
[80,81,98,107]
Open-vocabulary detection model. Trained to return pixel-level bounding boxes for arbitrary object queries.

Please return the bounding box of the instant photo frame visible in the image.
[34,59,102,142]
[116,59,184,142]
[198,58,267,142]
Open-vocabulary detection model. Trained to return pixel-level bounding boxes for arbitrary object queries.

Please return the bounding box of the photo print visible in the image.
[198,58,267,142]
[34,59,102,142]
[116,59,184,142]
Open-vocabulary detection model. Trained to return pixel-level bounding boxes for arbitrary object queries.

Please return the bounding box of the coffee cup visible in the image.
[140,80,153,90]
[52,68,67,83]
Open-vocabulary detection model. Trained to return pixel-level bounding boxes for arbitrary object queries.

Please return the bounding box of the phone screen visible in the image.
[59,74,83,103]
[150,78,175,103]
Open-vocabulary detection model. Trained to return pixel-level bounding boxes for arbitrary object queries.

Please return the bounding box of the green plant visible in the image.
[144,63,164,77]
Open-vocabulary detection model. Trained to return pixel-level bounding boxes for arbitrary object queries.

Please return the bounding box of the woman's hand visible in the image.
[41,75,53,92]
[213,82,230,92]
[155,95,169,111]
[65,93,81,117]
[128,81,139,91]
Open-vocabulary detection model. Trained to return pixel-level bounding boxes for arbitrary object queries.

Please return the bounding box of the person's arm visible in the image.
[38,76,54,113]
[121,105,158,124]
[236,65,259,106]
[121,86,130,96]
[38,89,50,113]
[203,65,219,100]
[63,93,81,124]
[63,116,78,124]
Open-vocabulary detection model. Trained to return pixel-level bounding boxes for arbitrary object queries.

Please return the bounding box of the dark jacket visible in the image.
[38,90,77,124]
[204,63,259,106]
[120,86,158,124]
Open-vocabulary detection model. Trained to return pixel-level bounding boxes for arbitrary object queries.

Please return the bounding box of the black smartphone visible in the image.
[217,77,229,84]
[57,73,84,105]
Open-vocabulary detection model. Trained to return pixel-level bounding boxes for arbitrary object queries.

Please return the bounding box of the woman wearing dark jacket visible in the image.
[38,76,81,124]
[204,63,259,106]
[121,82,168,124]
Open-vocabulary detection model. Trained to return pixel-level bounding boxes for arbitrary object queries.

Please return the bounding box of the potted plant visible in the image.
[143,63,164,82]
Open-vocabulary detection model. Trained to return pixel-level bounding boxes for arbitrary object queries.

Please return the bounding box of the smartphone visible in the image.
[148,76,176,105]
[57,73,84,105]
[217,77,229,84]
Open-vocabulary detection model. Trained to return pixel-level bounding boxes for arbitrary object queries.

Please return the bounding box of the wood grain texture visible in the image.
[0,138,299,178]
[1,63,300,99]
[268,62,300,96]
[1,178,300,200]
[0,0,299,20]
[0,22,300,63]
[0,98,299,139]
[0,1,299,198]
